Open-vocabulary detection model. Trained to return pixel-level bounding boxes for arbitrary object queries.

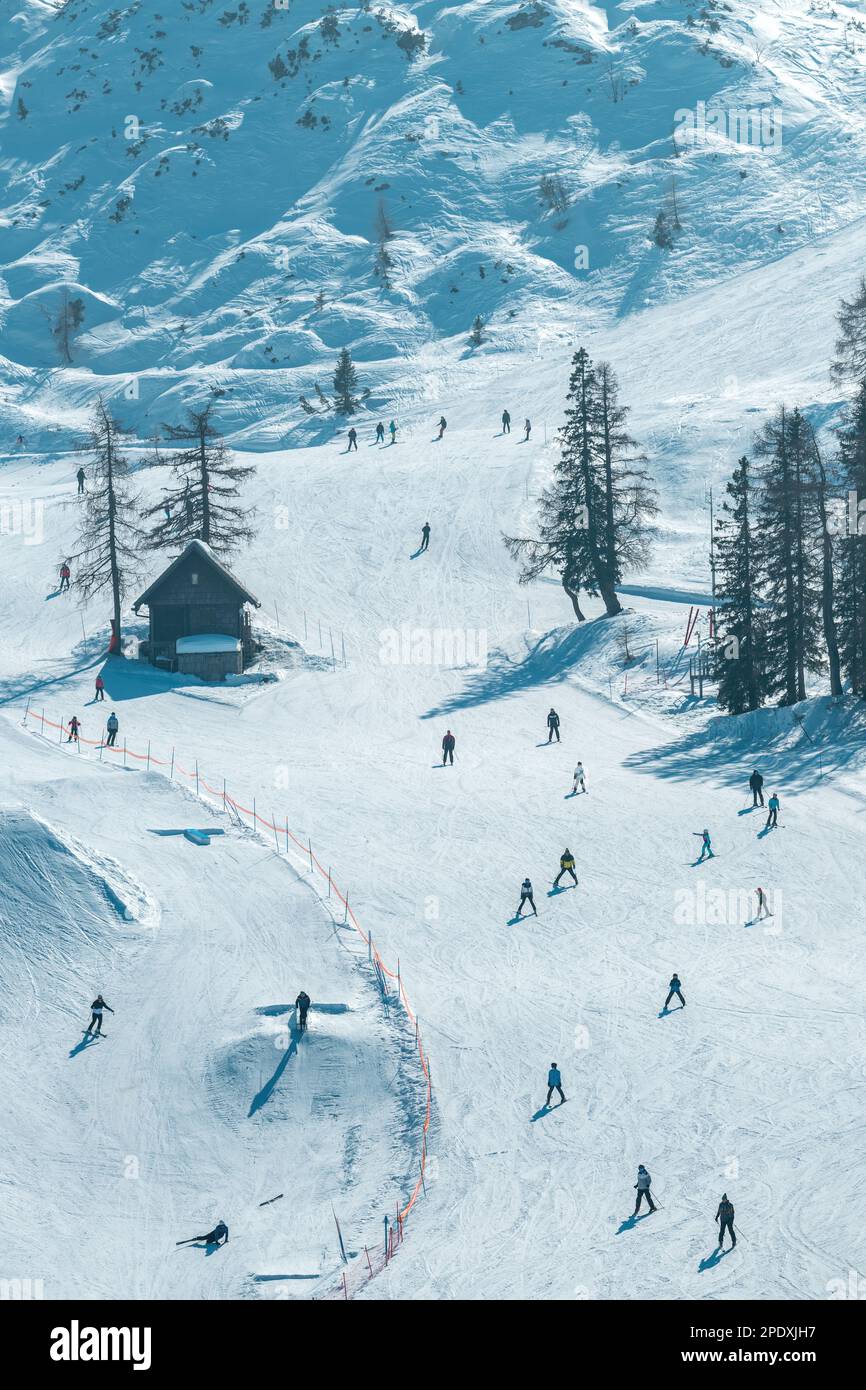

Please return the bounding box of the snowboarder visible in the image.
[59,561,71,593]
[633,1166,656,1215]
[67,715,81,744]
[105,712,119,747]
[516,877,537,918]
[523,418,531,441]
[95,674,105,701]
[295,990,310,1030]
[442,729,455,765]
[765,792,780,829]
[553,848,578,888]
[715,1194,736,1249]
[546,1063,565,1106]
[436,416,447,440]
[664,973,685,1010]
[502,409,511,434]
[375,421,385,444]
[755,885,772,920]
[572,761,586,793]
[547,708,560,743]
[347,427,358,452]
[749,768,764,807]
[420,521,431,552]
[693,829,714,861]
[389,419,397,444]
[85,994,114,1036]
[76,466,86,494]
[178,1220,229,1248]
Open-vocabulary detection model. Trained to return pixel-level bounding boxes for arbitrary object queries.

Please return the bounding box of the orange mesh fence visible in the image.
[22,700,433,1297]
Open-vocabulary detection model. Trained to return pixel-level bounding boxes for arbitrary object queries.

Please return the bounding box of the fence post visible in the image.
[303,611,307,641]
[23,698,30,726]
[272,812,279,853]
[58,717,63,744]
[419,1158,427,1196]
[364,1245,373,1277]
[344,892,349,925]
[146,740,151,772]
[285,815,289,854]
[170,748,175,780]
[253,796,256,829]
[223,778,226,812]
[341,633,346,666]
[368,929,372,962]
[195,761,199,798]
[41,708,45,736]
[327,866,331,898]
[308,838,313,872]
[318,618,322,647]
[329,627,335,666]
[342,1272,348,1300]
[383,1215,389,1260]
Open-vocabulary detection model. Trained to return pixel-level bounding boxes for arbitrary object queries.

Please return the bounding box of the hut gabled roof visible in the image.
[133,539,261,612]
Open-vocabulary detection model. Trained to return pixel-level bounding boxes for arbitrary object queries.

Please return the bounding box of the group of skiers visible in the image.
[66,708,118,745]
[348,421,398,450]
[500,410,531,440]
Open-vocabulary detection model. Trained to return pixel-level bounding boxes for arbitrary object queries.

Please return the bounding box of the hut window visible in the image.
[191,572,199,585]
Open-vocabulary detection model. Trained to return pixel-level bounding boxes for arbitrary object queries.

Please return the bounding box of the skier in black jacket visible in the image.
[442,730,455,765]
[664,974,685,1010]
[547,708,561,743]
[295,991,311,1030]
[749,769,764,807]
[85,994,114,1036]
[716,1195,736,1249]
[178,1220,229,1248]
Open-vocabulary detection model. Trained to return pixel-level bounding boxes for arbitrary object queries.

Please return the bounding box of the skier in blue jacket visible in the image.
[765,793,780,829]
[546,1064,565,1106]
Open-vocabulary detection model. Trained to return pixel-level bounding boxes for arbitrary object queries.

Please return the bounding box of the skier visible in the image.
[693,828,714,861]
[501,409,511,434]
[765,792,780,830]
[16,433,25,450]
[389,419,397,444]
[105,711,119,747]
[59,560,71,593]
[553,848,578,889]
[664,973,685,1010]
[178,1220,229,1248]
[633,1165,657,1215]
[420,521,431,552]
[523,418,531,441]
[85,994,114,1036]
[295,990,311,1030]
[375,421,385,444]
[715,1194,736,1249]
[442,729,455,765]
[67,715,81,744]
[436,415,447,440]
[94,673,105,702]
[516,877,537,918]
[76,466,86,494]
[749,768,764,807]
[572,761,586,794]
[546,707,560,743]
[347,427,358,452]
[755,885,772,920]
[546,1063,565,1106]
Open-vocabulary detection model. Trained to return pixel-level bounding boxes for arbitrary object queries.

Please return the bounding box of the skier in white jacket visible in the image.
[572,762,587,794]
[633,1165,657,1215]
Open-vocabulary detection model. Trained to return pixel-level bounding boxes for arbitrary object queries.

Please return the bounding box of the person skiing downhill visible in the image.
[749,768,764,807]
[295,991,311,1030]
[547,708,560,743]
[716,1194,736,1249]
[105,712,119,747]
[67,715,81,744]
[546,1063,565,1106]
[178,1220,229,1248]
[76,466,86,494]
[553,848,577,888]
[420,522,431,552]
[572,761,586,794]
[755,886,772,920]
[693,829,714,861]
[765,792,780,829]
[95,674,105,702]
[523,418,531,441]
[502,409,511,434]
[389,420,397,444]
[633,1165,656,1215]
[516,877,536,918]
[442,729,455,765]
[59,561,71,593]
[664,974,685,1010]
[436,416,447,440]
[347,427,358,452]
[375,421,385,444]
[85,994,114,1036]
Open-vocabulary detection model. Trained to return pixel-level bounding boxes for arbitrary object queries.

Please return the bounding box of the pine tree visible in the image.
[142,406,255,555]
[753,407,824,704]
[835,382,866,693]
[714,456,767,714]
[333,348,359,415]
[831,276,866,387]
[72,401,143,647]
[596,360,657,587]
[807,423,843,697]
[469,314,485,347]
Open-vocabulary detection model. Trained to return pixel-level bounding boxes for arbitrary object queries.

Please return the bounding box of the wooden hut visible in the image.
[133,540,260,680]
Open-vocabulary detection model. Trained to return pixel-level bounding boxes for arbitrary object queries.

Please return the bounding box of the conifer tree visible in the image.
[142,406,255,555]
[714,456,766,714]
[72,401,143,647]
[333,348,359,415]
[831,276,866,387]
[835,382,866,693]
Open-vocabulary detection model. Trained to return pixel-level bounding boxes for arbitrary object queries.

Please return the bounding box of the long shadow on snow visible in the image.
[421,623,605,721]
[248,1021,302,1117]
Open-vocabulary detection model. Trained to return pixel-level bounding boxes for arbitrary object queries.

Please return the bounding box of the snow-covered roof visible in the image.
[176,634,241,655]
[133,539,260,612]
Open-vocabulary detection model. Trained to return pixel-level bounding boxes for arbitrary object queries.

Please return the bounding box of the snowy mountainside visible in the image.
[2,0,866,445]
